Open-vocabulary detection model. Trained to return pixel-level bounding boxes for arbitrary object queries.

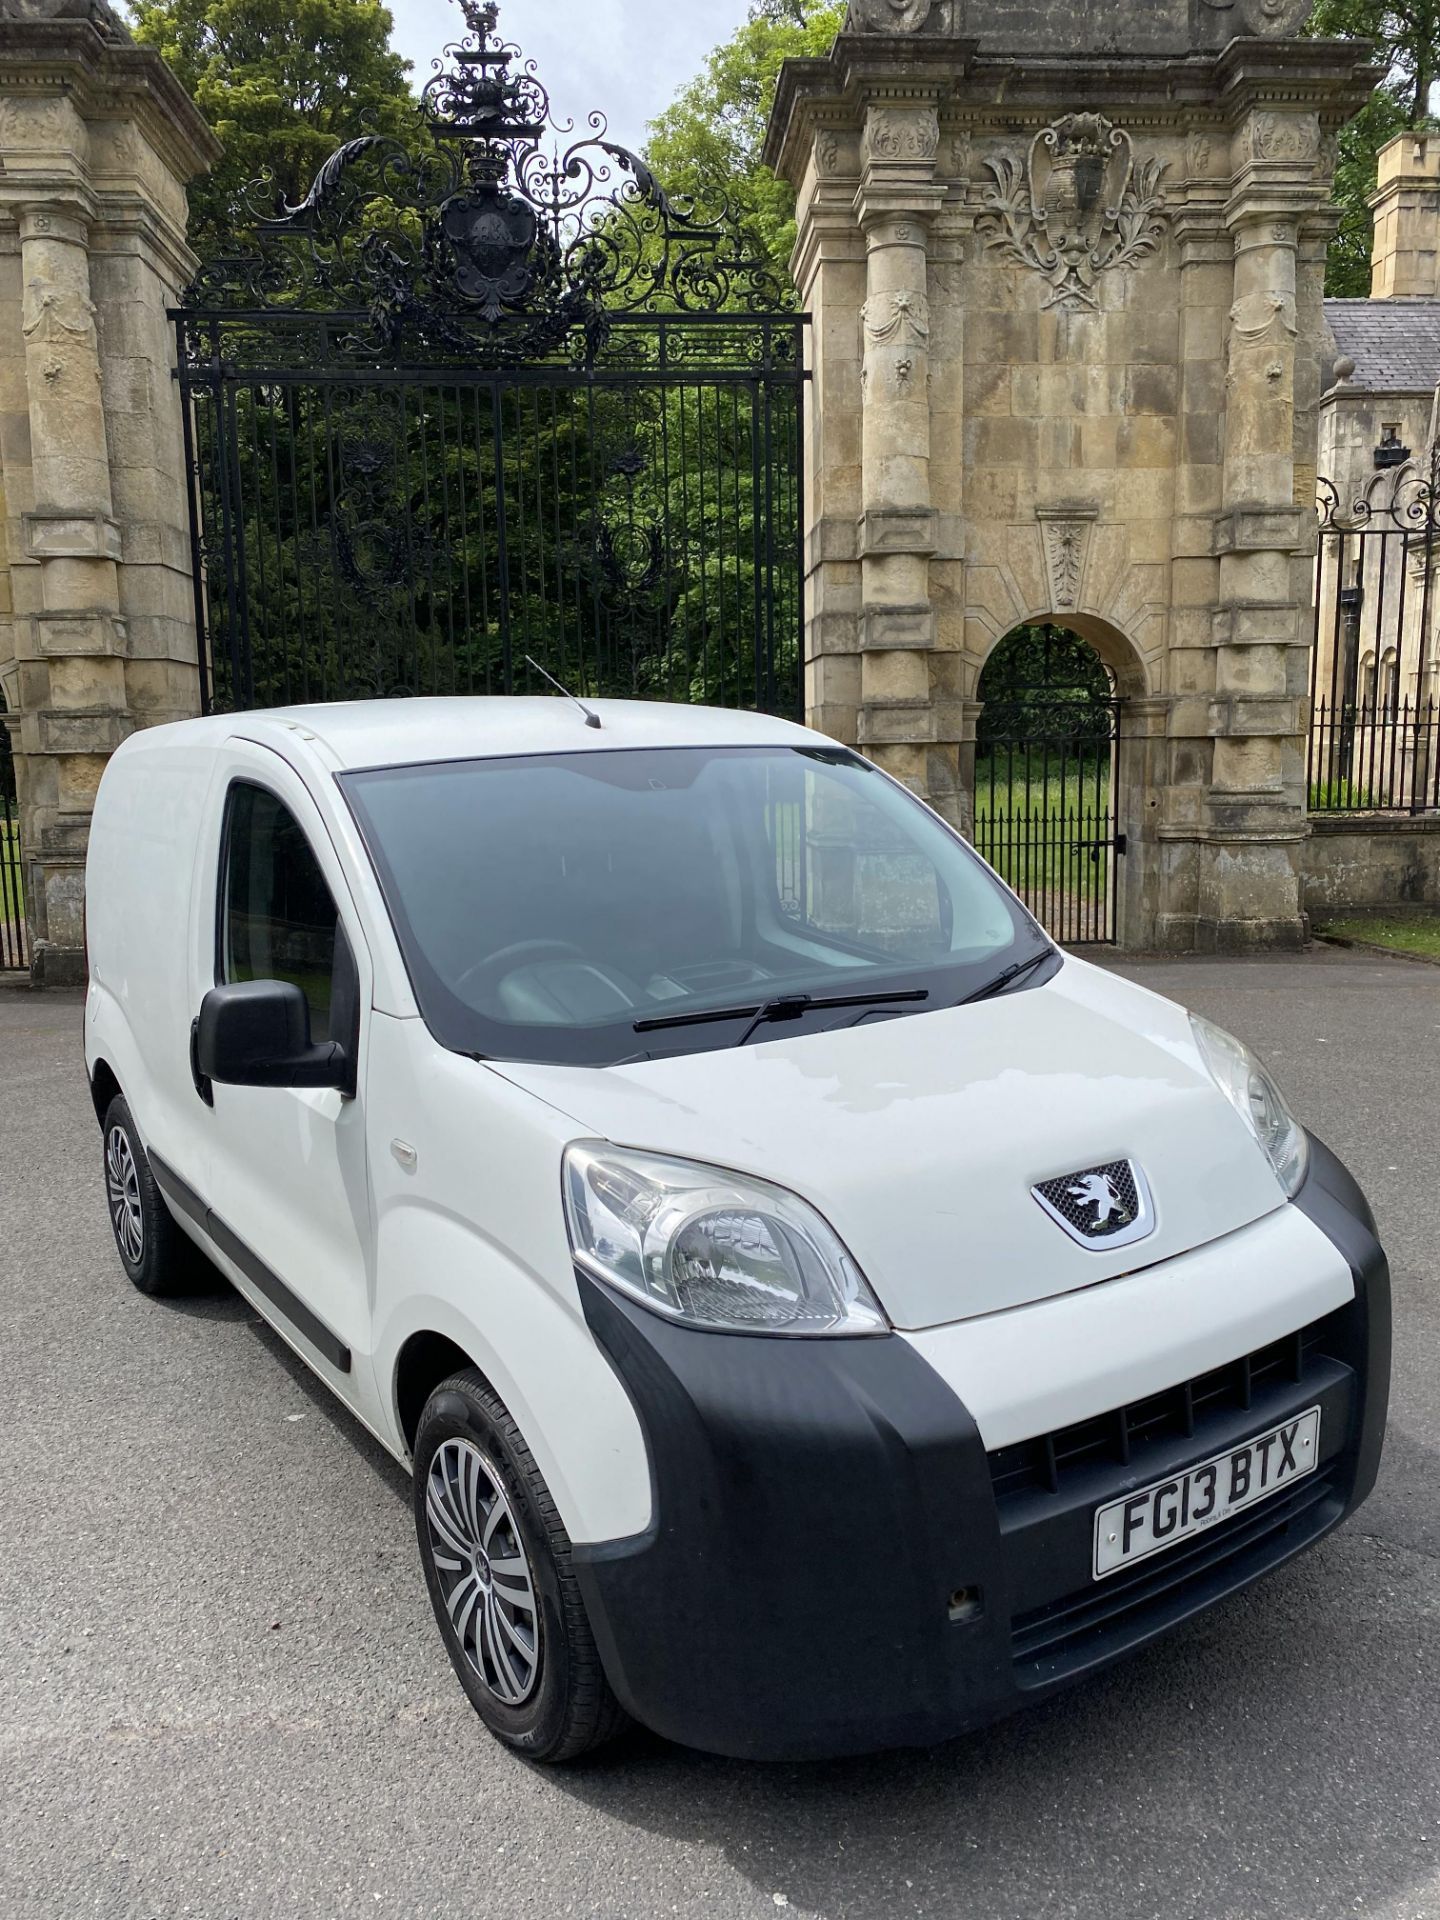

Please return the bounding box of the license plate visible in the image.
[1093,1407,1322,1580]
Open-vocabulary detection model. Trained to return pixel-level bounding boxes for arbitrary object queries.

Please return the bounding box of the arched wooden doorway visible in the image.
[974,625,1126,945]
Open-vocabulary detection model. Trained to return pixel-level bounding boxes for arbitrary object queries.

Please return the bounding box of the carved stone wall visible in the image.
[768,22,1375,950]
[845,0,1312,52]
[0,7,219,983]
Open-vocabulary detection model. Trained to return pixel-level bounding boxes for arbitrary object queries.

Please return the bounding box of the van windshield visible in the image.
[340,745,1051,1066]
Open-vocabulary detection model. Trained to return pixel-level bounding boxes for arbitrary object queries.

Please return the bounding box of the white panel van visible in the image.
[84,699,1390,1762]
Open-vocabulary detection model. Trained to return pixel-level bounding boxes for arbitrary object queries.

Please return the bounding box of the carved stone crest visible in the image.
[977,116,1169,312]
[1199,0,1310,38]
[441,184,542,323]
[847,0,939,30]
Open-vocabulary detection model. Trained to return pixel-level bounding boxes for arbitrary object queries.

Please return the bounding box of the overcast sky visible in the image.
[386,0,750,156]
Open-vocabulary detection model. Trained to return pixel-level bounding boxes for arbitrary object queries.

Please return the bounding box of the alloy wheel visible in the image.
[425,1438,541,1706]
[106,1125,145,1267]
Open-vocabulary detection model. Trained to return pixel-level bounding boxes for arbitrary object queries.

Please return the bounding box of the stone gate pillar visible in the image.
[0,3,219,985]
[855,101,953,811]
[1202,132,1316,948]
[767,1,1374,951]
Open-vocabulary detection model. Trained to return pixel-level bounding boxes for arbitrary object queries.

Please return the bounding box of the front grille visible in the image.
[1033,1160,1141,1242]
[988,1310,1347,1502]
[1011,1465,1339,1679]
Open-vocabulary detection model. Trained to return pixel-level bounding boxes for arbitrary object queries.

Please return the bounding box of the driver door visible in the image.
[193,742,375,1402]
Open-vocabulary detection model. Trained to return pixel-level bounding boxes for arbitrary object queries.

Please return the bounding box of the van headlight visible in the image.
[562,1144,888,1337]
[1189,1015,1310,1197]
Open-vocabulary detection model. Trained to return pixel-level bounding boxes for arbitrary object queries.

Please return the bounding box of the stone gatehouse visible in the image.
[766,0,1374,950]
[0,0,1423,978]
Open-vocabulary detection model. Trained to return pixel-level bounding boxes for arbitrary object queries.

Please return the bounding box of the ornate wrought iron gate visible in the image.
[973,627,1127,945]
[1310,448,1440,815]
[175,3,805,720]
[0,718,26,972]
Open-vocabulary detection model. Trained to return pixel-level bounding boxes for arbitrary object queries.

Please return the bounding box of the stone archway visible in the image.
[766,4,1375,950]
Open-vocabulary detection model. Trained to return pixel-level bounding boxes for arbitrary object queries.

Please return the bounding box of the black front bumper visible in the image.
[571,1135,1391,1761]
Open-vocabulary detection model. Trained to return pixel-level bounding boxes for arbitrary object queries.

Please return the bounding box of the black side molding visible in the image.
[149,1150,353,1375]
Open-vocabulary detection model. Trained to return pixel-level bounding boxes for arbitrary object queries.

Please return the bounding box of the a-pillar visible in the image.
[854,102,955,819]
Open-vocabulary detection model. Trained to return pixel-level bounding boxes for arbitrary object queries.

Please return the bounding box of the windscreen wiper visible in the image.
[634,988,929,1042]
[959,949,1054,1006]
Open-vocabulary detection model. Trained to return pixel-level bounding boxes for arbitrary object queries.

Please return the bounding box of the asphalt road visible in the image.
[1,949,1437,1920]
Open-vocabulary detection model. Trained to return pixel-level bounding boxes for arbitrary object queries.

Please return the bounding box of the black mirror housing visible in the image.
[197,980,349,1091]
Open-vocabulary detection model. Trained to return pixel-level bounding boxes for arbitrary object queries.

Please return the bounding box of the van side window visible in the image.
[221,783,340,1043]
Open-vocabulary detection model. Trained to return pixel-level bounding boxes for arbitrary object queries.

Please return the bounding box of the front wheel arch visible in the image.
[395,1329,481,1455]
[89,1057,122,1130]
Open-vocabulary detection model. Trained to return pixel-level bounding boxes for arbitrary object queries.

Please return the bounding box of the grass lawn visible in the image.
[1,817,22,920]
[1318,914,1440,960]
[0,817,26,969]
[973,766,1114,901]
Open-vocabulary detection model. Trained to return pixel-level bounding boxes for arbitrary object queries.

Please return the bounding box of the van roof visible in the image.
[130,697,823,773]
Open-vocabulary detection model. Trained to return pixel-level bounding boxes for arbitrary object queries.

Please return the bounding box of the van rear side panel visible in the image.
[86,733,217,1187]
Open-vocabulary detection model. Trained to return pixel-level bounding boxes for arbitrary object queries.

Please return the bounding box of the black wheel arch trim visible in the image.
[570,1268,1007,1760]
[148,1149,353,1375]
[1292,1129,1391,1514]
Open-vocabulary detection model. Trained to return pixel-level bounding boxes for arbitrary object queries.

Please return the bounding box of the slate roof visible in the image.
[1325,299,1440,393]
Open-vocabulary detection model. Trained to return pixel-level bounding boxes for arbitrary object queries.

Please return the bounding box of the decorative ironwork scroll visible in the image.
[185,0,787,367]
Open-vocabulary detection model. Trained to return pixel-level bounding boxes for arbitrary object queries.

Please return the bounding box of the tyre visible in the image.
[102,1095,199,1298]
[413,1369,628,1764]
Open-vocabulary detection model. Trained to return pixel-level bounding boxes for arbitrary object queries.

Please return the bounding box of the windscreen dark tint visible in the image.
[341,746,1046,1065]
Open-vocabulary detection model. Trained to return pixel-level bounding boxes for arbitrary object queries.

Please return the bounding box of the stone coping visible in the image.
[765,32,1378,181]
[0,16,222,183]
[1309,814,1440,837]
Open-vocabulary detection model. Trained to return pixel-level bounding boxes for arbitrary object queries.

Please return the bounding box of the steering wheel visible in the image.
[453,939,588,1005]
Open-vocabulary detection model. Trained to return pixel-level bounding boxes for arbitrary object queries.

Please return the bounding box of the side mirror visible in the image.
[196,980,350,1092]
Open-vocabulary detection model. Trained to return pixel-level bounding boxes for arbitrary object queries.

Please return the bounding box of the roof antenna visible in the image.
[524,656,602,729]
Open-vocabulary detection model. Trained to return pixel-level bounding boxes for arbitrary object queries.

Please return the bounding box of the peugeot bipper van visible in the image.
[84,699,1390,1763]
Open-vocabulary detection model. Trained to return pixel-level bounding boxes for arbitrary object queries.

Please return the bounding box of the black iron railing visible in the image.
[0,728,26,972]
[178,328,805,719]
[1310,454,1440,816]
[1309,696,1440,814]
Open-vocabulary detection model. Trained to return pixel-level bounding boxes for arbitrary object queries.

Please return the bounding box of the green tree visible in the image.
[644,0,845,281]
[131,0,417,260]
[1308,3,1440,293]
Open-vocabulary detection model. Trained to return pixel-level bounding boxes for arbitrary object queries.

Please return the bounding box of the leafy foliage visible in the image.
[1308,2,1440,293]
[1310,0,1440,120]
[644,0,845,281]
[131,0,418,261]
